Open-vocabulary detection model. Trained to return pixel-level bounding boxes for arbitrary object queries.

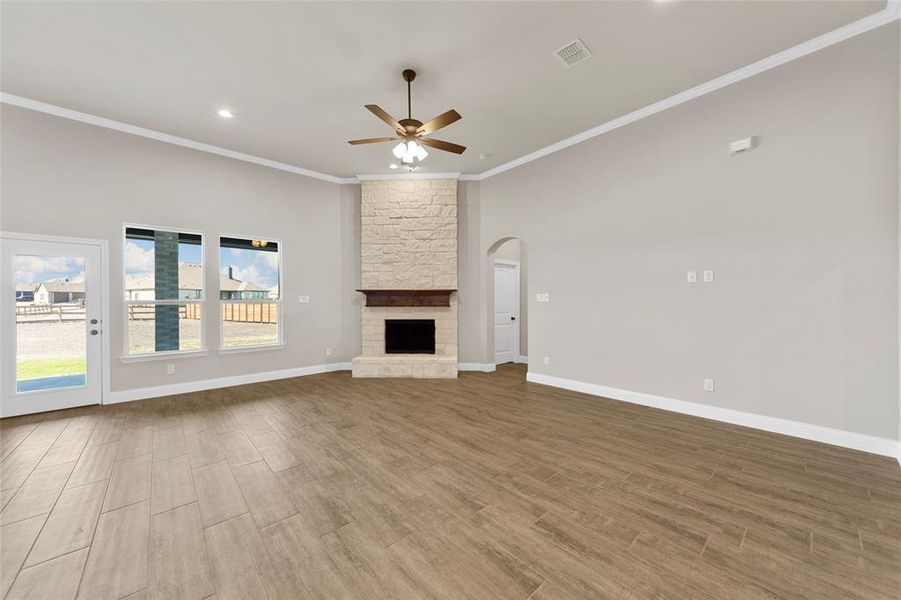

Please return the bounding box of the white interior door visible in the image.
[494,260,519,365]
[2,235,104,417]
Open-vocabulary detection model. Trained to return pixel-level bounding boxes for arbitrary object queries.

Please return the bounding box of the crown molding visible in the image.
[474,3,900,181]
[355,172,460,181]
[2,4,896,185]
[0,93,347,184]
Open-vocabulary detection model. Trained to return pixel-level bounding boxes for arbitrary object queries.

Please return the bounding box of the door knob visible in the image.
[511,317,516,321]
[90,329,100,336]
[90,318,98,325]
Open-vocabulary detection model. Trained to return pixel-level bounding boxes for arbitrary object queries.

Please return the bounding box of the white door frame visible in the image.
[493,258,520,365]
[1,231,111,413]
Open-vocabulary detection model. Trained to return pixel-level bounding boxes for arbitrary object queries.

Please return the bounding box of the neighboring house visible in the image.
[268,285,279,300]
[15,283,36,302]
[221,266,270,300]
[34,279,85,304]
[125,262,269,300]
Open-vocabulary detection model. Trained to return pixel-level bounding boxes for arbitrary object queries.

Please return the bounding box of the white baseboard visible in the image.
[526,371,900,461]
[105,362,352,405]
[458,363,497,372]
[516,355,528,364]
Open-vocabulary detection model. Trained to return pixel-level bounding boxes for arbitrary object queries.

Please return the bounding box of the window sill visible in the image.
[119,349,208,363]
[218,343,285,355]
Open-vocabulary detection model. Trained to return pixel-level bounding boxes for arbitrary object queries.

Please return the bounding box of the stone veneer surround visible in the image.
[352,178,458,378]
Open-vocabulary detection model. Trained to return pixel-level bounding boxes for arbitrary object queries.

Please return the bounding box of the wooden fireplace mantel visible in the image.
[356,289,456,307]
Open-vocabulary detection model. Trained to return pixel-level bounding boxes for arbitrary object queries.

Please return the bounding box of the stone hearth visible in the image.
[352,178,458,378]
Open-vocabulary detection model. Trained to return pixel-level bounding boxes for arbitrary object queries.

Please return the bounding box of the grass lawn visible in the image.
[17,357,86,381]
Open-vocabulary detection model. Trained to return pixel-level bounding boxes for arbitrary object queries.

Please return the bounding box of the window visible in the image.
[218,236,281,349]
[123,226,204,356]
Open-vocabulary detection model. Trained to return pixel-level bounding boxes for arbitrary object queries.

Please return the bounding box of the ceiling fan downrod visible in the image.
[403,69,415,120]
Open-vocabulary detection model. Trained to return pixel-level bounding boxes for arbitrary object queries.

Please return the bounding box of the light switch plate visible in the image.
[536,293,550,303]
[704,378,715,392]
[687,271,697,283]
[703,270,714,283]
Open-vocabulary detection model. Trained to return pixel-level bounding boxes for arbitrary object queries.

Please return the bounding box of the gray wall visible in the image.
[1,105,362,393]
[472,24,900,439]
[457,180,487,364]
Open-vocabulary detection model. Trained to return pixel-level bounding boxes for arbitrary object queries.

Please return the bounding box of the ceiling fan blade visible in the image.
[419,137,466,155]
[365,105,405,134]
[348,137,399,145]
[416,109,461,136]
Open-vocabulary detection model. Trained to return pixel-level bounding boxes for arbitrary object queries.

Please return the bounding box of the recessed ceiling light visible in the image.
[389,164,398,169]
[217,109,233,119]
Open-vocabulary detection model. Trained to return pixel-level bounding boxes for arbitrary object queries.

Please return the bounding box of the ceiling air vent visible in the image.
[554,38,592,68]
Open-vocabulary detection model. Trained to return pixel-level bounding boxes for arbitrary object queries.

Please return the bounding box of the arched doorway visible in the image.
[487,237,527,371]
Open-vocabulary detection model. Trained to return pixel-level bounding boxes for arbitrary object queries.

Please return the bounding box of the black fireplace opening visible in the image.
[385,319,435,354]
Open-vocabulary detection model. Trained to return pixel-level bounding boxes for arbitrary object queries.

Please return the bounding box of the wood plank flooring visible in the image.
[1,364,899,599]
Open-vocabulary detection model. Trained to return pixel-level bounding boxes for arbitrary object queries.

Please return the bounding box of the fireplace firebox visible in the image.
[385,319,436,354]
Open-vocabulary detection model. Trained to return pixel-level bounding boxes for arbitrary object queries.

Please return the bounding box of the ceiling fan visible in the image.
[348,69,465,168]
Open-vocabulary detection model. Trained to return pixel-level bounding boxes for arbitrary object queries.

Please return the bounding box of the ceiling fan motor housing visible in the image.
[398,118,423,135]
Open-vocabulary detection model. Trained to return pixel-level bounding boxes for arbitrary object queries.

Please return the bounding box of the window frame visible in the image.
[120,223,207,362]
[216,233,284,354]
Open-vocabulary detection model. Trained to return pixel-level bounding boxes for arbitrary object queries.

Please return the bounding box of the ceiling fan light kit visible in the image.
[349,69,466,168]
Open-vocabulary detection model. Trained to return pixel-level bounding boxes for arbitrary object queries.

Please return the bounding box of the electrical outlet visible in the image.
[704,378,715,392]
[166,364,175,375]
[543,356,550,366]
[687,271,697,283]
[325,348,332,357]
[536,293,550,303]
[297,295,310,304]
[703,269,715,283]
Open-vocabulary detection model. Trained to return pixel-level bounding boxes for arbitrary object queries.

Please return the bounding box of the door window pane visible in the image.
[15,254,87,392]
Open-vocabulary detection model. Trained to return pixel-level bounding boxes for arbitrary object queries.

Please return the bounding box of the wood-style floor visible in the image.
[1,364,899,600]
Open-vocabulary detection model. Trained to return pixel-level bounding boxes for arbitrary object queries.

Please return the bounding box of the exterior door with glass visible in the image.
[2,234,104,417]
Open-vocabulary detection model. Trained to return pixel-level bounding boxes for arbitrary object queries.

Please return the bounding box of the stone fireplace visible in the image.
[351,178,458,378]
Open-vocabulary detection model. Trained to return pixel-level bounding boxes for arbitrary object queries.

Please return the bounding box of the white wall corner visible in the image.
[889,0,901,18]
[526,371,900,460]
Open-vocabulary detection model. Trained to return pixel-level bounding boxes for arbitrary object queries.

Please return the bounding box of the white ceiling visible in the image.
[1,1,886,178]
